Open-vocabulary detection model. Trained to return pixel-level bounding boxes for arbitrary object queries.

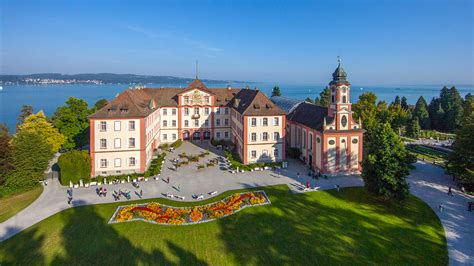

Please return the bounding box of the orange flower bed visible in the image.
[109,191,270,225]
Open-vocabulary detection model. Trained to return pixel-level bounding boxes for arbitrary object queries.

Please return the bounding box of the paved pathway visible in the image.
[0,143,472,265]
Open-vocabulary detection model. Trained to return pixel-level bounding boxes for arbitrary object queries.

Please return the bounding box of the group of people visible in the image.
[439,186,473,212]
[96,187,108,197]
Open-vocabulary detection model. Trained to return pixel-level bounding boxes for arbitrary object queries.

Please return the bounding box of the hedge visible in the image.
[57,150,91,185]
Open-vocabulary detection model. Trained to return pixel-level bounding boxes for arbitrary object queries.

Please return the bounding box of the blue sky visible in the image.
[1,0,473,85]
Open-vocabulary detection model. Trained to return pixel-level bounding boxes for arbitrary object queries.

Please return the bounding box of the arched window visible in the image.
[342,95,347,103]
[341,116,348,127]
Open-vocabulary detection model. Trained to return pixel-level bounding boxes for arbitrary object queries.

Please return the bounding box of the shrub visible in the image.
[57,150,91,185]
[171,139,182,148]
[144,152,166,177]
[197,164,205,169]
[158,143,169,149]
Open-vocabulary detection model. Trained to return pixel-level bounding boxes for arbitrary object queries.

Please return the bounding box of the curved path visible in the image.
[0,160,472,265]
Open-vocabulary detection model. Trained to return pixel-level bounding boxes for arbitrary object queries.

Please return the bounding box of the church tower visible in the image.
[327,58,356,131]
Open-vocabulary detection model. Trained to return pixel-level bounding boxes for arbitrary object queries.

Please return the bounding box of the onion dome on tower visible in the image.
[329,58,350,86]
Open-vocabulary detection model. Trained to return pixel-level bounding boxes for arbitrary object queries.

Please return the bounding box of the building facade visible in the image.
[272,62,364,174]
[89,80,286,177]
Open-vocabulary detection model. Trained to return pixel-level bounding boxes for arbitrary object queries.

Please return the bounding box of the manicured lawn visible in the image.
[0,186,447,265]
[0,185,43,223]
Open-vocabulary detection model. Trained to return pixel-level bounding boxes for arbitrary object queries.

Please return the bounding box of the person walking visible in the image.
[140,189,143,197]
[448,187,453,196]
[439,203,444,212]
[167,176,170,183]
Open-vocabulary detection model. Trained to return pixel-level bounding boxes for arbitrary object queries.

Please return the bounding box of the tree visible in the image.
[93,99,108,111]
[19,111,65,153]
[57,150,91,185]
[401,96,409,110]
[393,96,401,106]
[352,92,378,132]
[413,96,430,129]
[52,97,91,149]
[1,131,53,195]
[362,122,410,201]
[406,117,421,139]
[305,97,314,103]
[447,114,474,189]
[439,86,464,132]
[317,86,331,107]
[271,86,281,97]
[463,93,474,118]
[314,97,321,106]
[428,98,444,130]
[387,104,410,133]
[16,105,33,129]
[0,124,13,186]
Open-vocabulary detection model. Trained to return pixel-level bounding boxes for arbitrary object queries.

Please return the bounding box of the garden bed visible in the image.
[109,191,270,225]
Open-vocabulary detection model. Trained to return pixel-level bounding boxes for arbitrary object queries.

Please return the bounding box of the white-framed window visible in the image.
[163,134,168,140]
[224,119,229,126]
[184,108,189,115]
[194,108,199,115]
[262,132,268,141]
[184,120,189,127]
[163,109,168,116]
[205,108,210,115]
[205,96,210,104]
[129,121,135,131]
[172,134,177,140]
[172,108,176,115]
[273,117,279,126]
[251,150,257,159]
[114,158,121,167]
[274,132,279,141]
[225,108,229,114]
[225,131,229,138]
[100,121,107,131]
[163,120,167,127]
[184,96,189,104]
[172,120,176,127]
[216,132,221,139]
[194,120,199,127]
[100,139,107,149]
[216,119,221,126]
[274,149,279,158]
[251,118,257,126]
[114,121,121,131]
[129,157,136,166]
[100,159,107,168]
[263,118,268,126]
[251,133,257,142]
[114,138,121,148]
[129,138,135,148]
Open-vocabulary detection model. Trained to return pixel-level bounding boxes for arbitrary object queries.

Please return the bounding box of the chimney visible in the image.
[234,99,240,108]
[245,85,250,90]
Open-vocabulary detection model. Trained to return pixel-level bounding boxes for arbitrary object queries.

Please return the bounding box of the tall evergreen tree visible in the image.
[314,97,321,106]
[317,86,331,107]
[362,122,410,201]
[305,97,314,103]
[428,98,444,130]
[16,105,33,130]
[444,86,464,132]
[401,96,409,110]
[447,114,474,188]
[271,86,281,97]
[406,117,421,139]
[463,93,474,118]
[413,96,430,129]
[393,95,401,106]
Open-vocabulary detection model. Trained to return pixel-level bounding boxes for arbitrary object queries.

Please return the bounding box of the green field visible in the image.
[0,186,447,265]
[0,185,43,223]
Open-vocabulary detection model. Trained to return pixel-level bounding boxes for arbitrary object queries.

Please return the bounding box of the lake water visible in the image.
[1,83,472,132]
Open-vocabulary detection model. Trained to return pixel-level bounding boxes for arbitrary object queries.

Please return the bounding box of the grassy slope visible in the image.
[0,185,43,223]
[0,186,447,265]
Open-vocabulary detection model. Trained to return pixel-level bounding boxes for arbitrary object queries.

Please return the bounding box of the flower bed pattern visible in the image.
[108,191,270,225]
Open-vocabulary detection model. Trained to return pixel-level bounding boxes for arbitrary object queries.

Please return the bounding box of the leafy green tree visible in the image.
[387,104,410,132]
[305,97,314,103]
[1,131,53,195]
[314,97,321,106]
[428,98,444,130]
[362,122,410,201]
[52,97,92,149]
[413,96,430,129]
[93,99,109,111]
[16,105,33,130]
[353,92,378,132]
[463,93,474,118]
[406,117,421,139]
[447,114,474,187]
[19,111,65,153]
[271,86,281,97]
[57,150,91,185]
[0,124,13,186]
[317,86,331,107]
[401,96,409,110]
